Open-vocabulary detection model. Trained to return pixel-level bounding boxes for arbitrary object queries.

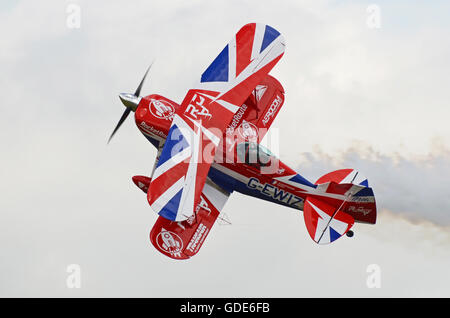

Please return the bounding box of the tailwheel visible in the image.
[346,230,354,238]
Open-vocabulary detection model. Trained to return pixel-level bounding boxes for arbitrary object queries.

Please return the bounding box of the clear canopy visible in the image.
[236,142,273,166]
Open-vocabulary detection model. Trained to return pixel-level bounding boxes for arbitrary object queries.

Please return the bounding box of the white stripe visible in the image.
[151,177,185,214]
[152,147,191,181]
[251,23,265,61]
[183,114,220,147]
[212,35,285,101]
[176,121,202,221]
[341,170,357,184]
[214,99,240,113]
[194,81,228,92]
[228,36,236,81]
[151,115,193,180]
[201,126,221,147]
[197,92,239,114]
[251,35,285,73]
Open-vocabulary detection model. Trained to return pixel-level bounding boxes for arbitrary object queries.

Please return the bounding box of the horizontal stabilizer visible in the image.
[315,169,376,224]
[316,168,368,187]
[132,175,151,193]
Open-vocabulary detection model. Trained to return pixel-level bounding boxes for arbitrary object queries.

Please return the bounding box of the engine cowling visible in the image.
[134,94,180,147]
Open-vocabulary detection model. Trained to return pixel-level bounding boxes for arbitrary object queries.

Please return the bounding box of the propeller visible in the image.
[108,62,153,143]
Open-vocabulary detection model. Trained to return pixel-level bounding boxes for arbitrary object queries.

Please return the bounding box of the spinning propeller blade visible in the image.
[107,108,131,144]
[134,62,153,97]
[107,63,153,143]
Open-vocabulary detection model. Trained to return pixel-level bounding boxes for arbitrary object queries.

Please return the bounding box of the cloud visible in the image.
[295,141,450,225]
[1,0,450,297]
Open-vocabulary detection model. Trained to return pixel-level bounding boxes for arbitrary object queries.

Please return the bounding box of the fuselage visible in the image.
[134,94,348,214]
[132,92,377,225]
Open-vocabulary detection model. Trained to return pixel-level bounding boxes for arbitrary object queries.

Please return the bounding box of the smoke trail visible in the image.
[295,143,450,226]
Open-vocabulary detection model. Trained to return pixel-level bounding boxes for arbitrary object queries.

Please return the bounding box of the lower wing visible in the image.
[149,178,231,259]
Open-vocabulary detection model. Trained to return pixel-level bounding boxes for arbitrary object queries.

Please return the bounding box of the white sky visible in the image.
[1,0,450,297]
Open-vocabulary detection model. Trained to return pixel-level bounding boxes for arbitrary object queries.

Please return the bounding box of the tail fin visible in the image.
[303,169,377,245]
[303,196,354,244]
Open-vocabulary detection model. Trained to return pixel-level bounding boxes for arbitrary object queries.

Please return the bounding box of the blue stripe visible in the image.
[157,124,189,168]
[289,174,317,188]
[201,45,229,82]
[208,167,236,193]
[353,187,374,197]
[158,188,183,221]
[260,25,280,53]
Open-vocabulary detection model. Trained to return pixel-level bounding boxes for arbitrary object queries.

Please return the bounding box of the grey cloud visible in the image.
[2,0,450,298]
[296,145,450,225]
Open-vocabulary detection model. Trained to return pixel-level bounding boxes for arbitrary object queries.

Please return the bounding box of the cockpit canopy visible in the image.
[236,142,274,166]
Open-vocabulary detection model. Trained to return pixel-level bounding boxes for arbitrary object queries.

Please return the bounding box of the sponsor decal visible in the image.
[347,205,372,215]
[238,120,258,140]
[185,93,212,120]
[349,196,372,203]
[139,122,167,138]
[186,223,209,253]
[247,177,303,209]
[195,196,211,214]
[156,228,183,258]
[253,85,267,101]
[149,98,175,120]
[181,196,211,228]
[262,95,282,126]
[226,104,247,135]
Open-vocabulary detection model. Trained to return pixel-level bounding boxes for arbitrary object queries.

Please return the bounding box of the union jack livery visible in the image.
[148,23,285,222]
[109,23,377,259]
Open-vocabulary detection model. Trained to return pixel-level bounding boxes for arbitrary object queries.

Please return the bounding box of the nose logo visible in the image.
[149,99,175,120]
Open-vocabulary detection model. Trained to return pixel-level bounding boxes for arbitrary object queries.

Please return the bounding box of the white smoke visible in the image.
[295,142,450,226]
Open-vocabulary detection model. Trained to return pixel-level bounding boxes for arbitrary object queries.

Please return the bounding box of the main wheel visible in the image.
[346,230,354,238]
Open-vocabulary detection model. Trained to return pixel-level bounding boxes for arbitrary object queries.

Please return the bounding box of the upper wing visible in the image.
[149,178,231,259]
[148,23,285,221]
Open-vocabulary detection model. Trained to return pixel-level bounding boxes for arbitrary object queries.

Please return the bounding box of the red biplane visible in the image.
[109,23,377,259]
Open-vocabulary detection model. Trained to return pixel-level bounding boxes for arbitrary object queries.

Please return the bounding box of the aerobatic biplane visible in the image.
[108,23,377,259]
